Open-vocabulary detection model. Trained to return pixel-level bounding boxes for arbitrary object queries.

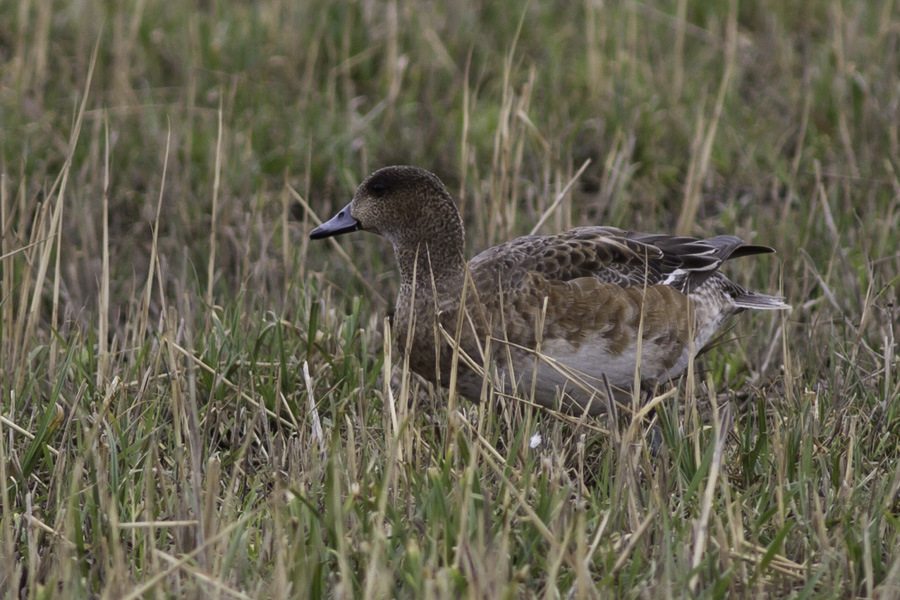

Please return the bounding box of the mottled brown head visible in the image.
[310,166,467,286]
[311,166,460,243]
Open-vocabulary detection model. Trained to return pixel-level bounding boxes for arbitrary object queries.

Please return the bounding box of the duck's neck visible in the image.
[386,192,467,313]
[394,237,467,302]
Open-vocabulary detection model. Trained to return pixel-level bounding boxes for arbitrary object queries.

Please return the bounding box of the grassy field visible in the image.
[2,0,900,597]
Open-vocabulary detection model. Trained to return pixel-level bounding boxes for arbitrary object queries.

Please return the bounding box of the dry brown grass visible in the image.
[1,0,899,597]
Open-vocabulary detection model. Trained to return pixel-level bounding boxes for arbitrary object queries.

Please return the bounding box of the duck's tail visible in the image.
[733,291,791,311]
[713,237,791,312]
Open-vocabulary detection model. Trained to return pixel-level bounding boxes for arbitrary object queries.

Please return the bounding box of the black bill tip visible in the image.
[310,203,360,240]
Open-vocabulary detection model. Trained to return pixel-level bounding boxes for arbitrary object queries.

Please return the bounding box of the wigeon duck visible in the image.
[311,166,789,414]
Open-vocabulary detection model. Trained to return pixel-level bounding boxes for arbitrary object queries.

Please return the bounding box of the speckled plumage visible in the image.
[311,166,790,414]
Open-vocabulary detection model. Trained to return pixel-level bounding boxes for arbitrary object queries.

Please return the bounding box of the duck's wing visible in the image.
[469,226,774,294]
[466,226,786,349]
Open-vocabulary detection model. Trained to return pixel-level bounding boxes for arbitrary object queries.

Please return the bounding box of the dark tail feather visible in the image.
[726,243,776,260]
[702,236,777,261]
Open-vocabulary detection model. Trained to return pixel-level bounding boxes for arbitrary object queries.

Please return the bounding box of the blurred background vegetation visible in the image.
[2,0,899,597]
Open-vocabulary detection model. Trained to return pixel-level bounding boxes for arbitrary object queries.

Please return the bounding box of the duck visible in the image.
[310,165,789,415]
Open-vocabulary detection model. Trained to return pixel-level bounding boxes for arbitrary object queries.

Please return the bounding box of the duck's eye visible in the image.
[370,181,387,197]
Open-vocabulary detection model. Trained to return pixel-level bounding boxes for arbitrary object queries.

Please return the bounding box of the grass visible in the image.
[2,0,899,597]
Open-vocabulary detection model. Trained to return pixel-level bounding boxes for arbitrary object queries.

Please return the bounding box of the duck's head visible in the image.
[310,166,462,249]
